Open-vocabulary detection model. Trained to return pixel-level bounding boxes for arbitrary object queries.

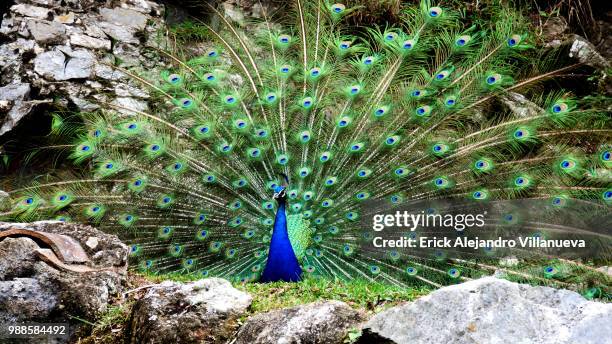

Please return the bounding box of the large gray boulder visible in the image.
[126,278,252,344]
[0,221,128,326]
[235,300,366,344]
[360,277,612,344]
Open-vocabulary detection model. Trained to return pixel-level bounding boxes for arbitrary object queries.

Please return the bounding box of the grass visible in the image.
[138,271,429,313]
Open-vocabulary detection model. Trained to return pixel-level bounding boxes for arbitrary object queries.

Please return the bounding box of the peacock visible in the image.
[1,0,610,294]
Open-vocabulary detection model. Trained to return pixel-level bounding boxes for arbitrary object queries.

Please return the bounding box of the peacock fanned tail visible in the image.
[1,1,610,291]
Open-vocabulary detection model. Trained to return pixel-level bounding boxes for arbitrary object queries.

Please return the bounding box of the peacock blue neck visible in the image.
[260,198,302,282]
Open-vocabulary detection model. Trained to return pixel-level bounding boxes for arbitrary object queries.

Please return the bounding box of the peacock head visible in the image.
[273,185,287,203]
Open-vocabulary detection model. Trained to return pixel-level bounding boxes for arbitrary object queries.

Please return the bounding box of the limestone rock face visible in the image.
[0,0,167,137]
[359,277,612,344]
[234,300,366,344]
[126,278,252,344]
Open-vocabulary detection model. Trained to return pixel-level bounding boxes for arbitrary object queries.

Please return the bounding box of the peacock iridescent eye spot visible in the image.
[163,197,171,203]
[200,126,209,133]
[182,99,192,107]
[128,124,137,129]
[59,195,67,201]
[225,96,236,104]
[206,74,215,81]
[207,176,214,181]
[604,191,612,199]
[258,130,267,137]
[237,121,246,128]
[303,100,312,107]
[222,145,230,151]
[92,206,100,212]
[267,94,276,101]
[508,38,516,46]
[105,163,114,169]
[417,107,426,115]
[474,191,482,198]
[310,68,320,77]
[386,137,395,144]
[340,42,349,49]
[174,163,182,170]
[516,177,524,185]
[375,108,385,115]
[435,178,444,185]
[412,90,421,97]
[278,35,290,43]
[151,145,160,151]
[429,7,442,17]
[169,74,180,83]
[81,145,90,151]
[281,67,289,73]
[25,197,34,204]
[134,180,142,186]
[476,161,484,168]
[433,145,441,152]
[457,39,466,46]
[359,171,366,176]
[403,41,413,49]
[385,33,396,41]
[602,151,611,161]
[331,3,345,13]
[363,56,373,65]
[436,73,445,80]
[446,99,455,106]
[321,154,328,161]
[131,245,138,252]
[207,50,218,57]
[125,215,133,221]
[560,160,575,169]
[93,130,101,137]
[487,76,497,84]
[351,87,359,94]
[514,130,524,138]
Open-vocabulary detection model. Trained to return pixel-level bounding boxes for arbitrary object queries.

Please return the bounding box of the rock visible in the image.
[33,47,95,80]
[126,278,252,344]
[10,4,51,19]
[0,83,31,102]
[54,12,76,24]
[597,266,611,277]
[0,82,39,137]
[70,33,111,50]
[99,7,148,31]
[0,221,128,329]
[26,19,66,44]
[360,277,612,344]
[235,301,365,344]
[502,92,543,118]
[568,35,610,70]
[111,96,148,113]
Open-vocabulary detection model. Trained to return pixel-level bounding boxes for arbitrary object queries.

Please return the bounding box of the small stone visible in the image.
[99,7,148,31]
[85,237,99,249]
[10,4,51,19]
[111,97,148,114]
[54,12,76,24]
[27,20,67,44]
[70,34,111,50]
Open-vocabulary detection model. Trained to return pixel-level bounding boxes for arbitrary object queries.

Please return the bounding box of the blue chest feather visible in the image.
[260,201,302,282]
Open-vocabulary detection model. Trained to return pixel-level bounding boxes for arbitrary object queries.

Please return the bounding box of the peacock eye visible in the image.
[207,50,218,57]
[429,7,442,17]
[105,163,114,169]
[128,124,137,129]
[81,145,90,151]
[331,3,345,13]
